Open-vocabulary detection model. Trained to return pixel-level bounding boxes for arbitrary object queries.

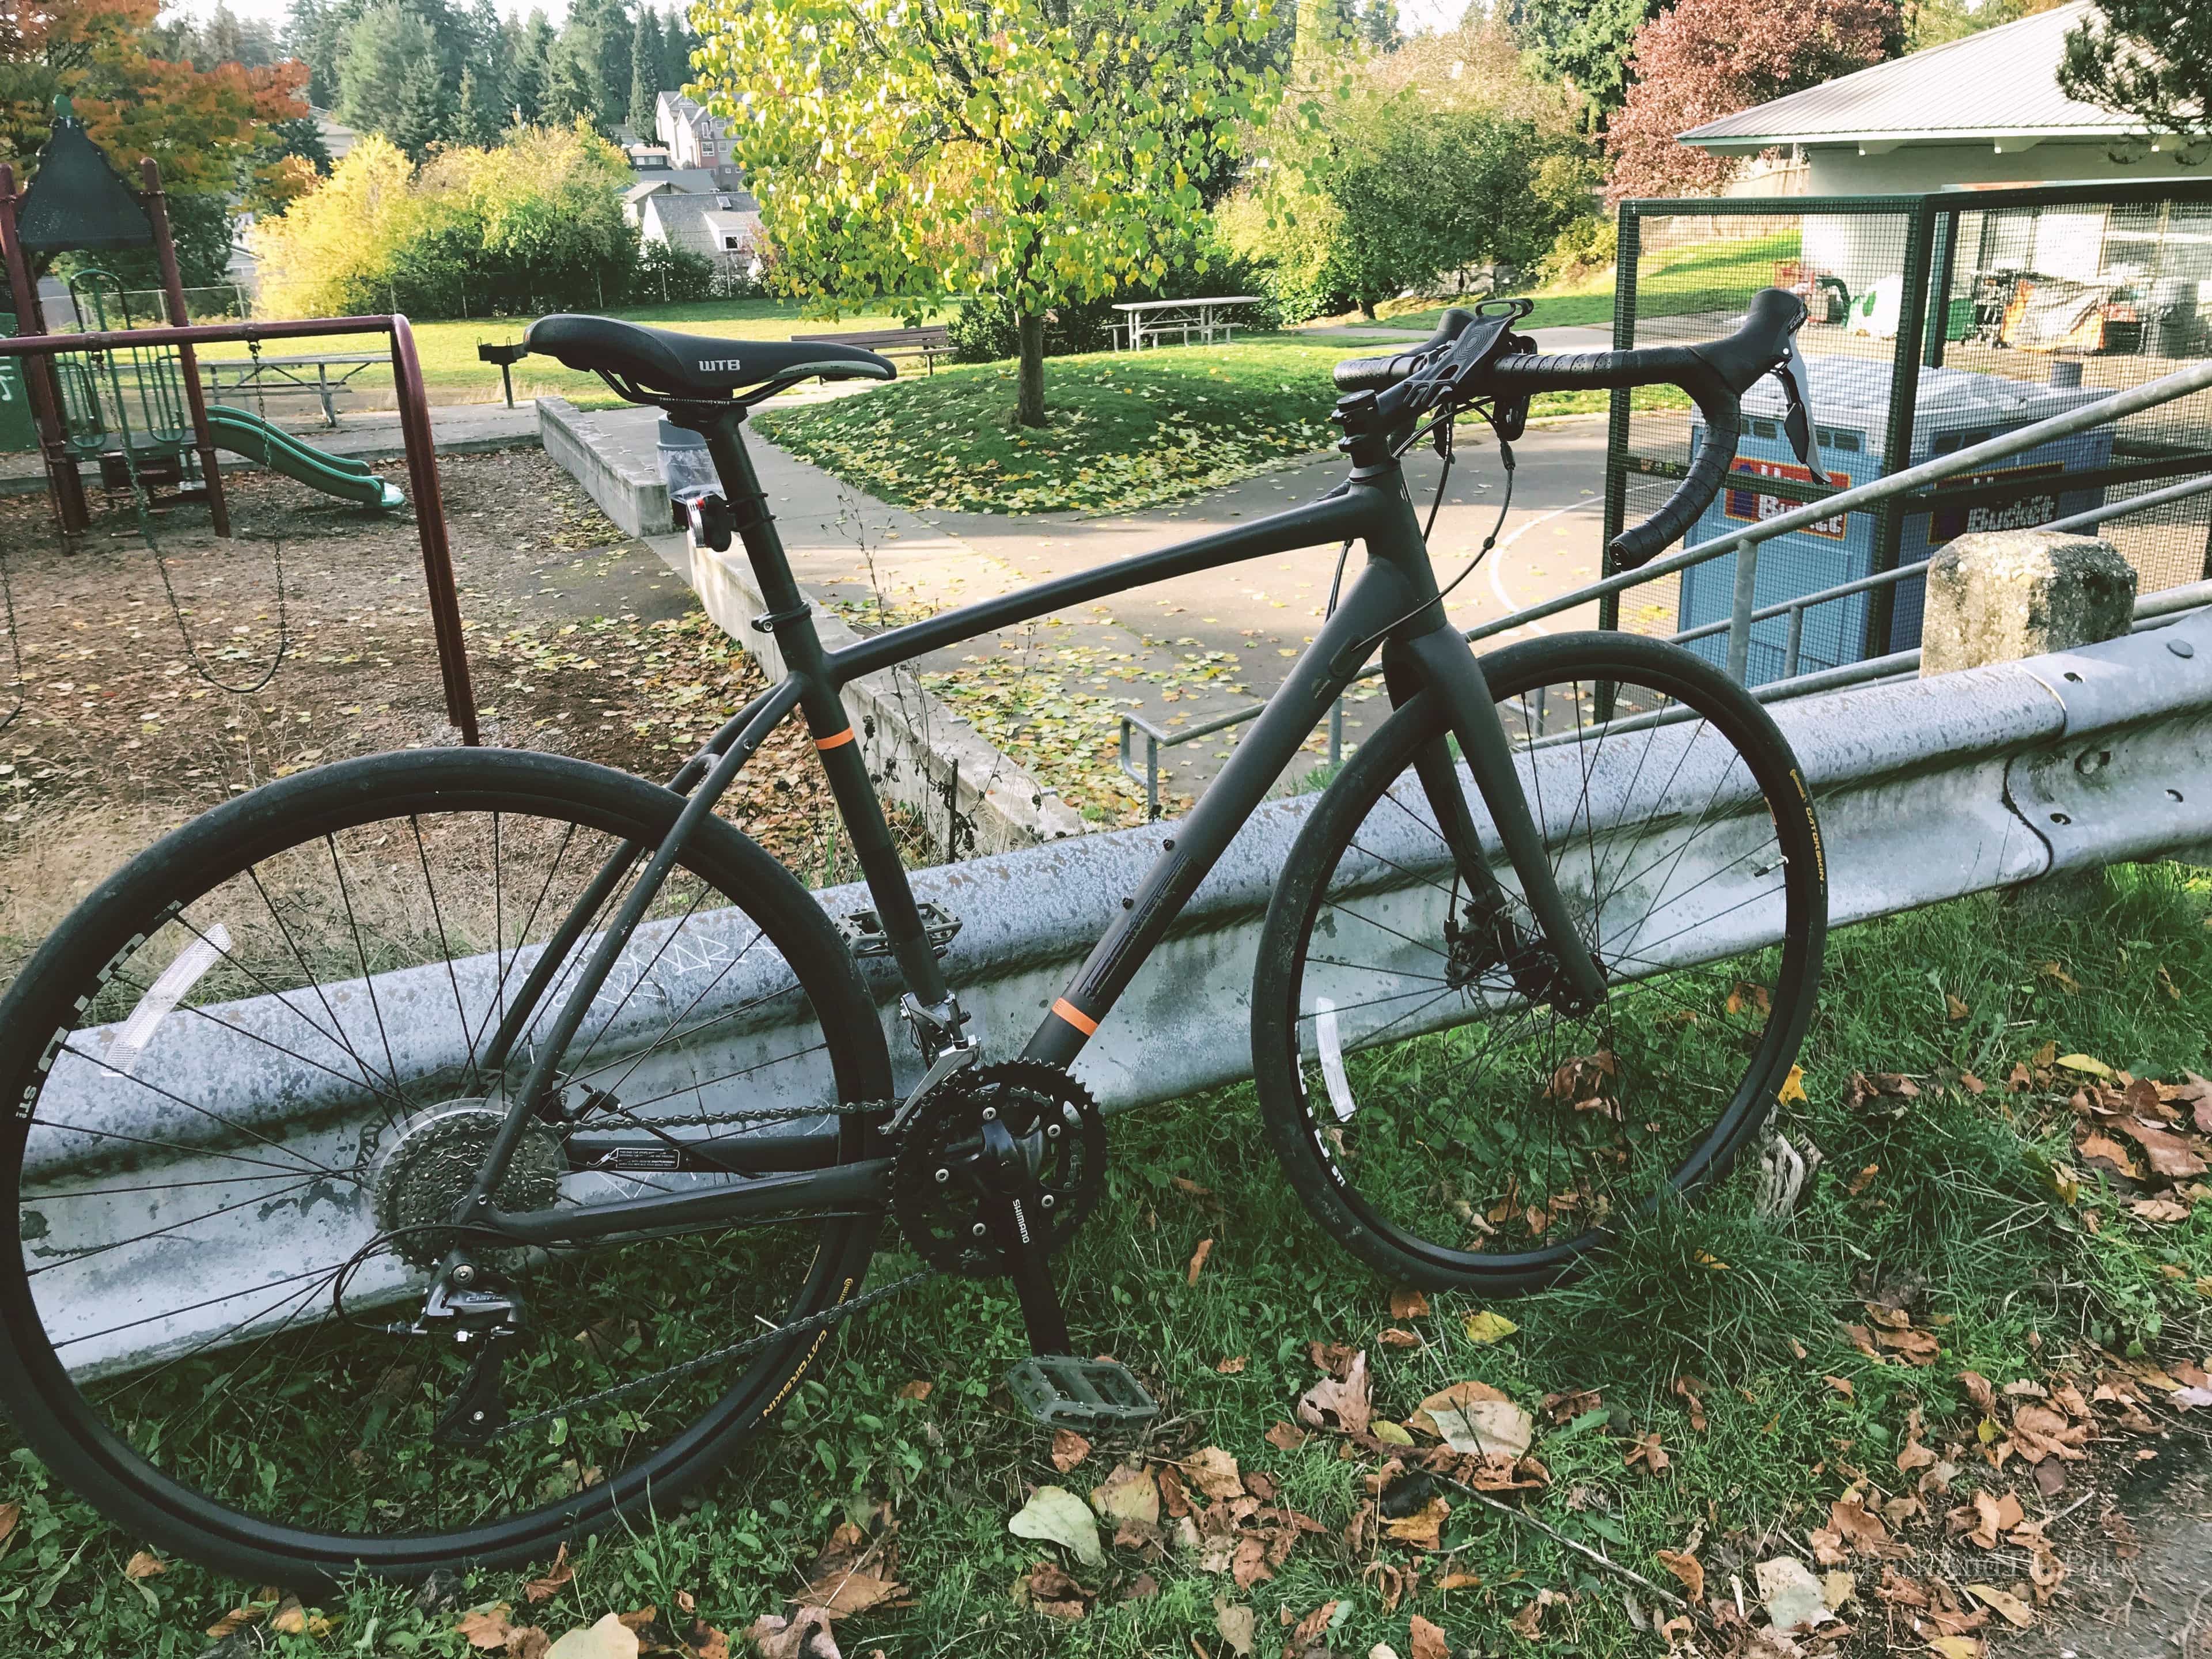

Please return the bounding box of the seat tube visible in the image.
[696,413,952,1005]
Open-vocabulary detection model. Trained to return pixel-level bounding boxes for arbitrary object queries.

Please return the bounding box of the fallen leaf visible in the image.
[1230,1536,1272,1588]
[1461,1310,1518,1344]
[1964,1583,2034,1628]
[1090,1463,1160,1539]
[1009,1486,1103,1567]
[1216,1354,1248,1373]
[794,1570,904,1621]
[1186,1446,1244,1501]
[1927,1639,1985,1659]
[2057,1053,2111,1077]
[1824,1375,1855,1401]
[1187,1238,1214,1285]
[1288,1601,1340,1652]
[1297,1350,1373,1437]
[1624,1432,1670,1476]
[2115,1117,2208,1179]
[1264,1422,1308,1452]
[1408,1613,1448,1659]
[1382,1496,1449,1549]
[1947,993,1970,1021]
[547,1613,641,1659]
[1391,1288,1430,1320]
[526,1544,575,1604]
[1051,1429,1092,1472]
[1016,1561,1088,1621]
[1378,1328,1423,1349]
[0,1503,16,1548]
[2131,1197,2192,1224]
[2077,1132,2142,1178]
[1778,1064,1808,1105]
[124,1550,166,1581]
[1214,1603,1256,1657]
[1755,1557,1833,1633]
[896,1380,931,1402]
[1410,1381,1532,1458]
[743,1607,840,1659]
[458,1605,517,1651]
[1654,1548,1704,1602]
[511,1630,554,1659]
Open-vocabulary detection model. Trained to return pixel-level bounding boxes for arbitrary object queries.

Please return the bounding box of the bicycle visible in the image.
[0,289,1830,1585]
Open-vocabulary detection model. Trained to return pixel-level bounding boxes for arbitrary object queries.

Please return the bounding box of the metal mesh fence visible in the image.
[1605,184,2212,684]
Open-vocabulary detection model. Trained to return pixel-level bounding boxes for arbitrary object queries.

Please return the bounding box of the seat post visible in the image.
[687,406,807,617]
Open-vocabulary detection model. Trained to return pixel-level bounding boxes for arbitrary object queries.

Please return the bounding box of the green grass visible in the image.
[755,338,1350,516]
[754,336,1684,517]
[10,861,2211,1657]
[1386,229,1806,337]
[219,297,919,413]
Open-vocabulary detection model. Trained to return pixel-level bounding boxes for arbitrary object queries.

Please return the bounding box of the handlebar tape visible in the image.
[1332,309,1478,393]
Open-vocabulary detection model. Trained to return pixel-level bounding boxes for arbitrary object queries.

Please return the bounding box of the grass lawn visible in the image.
[756,336,1687,516]
[8,861,2211,1657]
[1385,230,1805,338]
[214,297,921,412]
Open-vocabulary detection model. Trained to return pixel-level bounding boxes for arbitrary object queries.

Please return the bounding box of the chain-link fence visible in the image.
[37,283,252,330]
[1604,183,2212,684]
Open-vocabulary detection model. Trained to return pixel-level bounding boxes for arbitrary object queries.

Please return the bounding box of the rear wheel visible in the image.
[1252,631,1825,1291]
[0,748,893,1585]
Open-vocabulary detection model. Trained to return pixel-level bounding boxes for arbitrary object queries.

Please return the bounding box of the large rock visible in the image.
[1921,529,2137,675]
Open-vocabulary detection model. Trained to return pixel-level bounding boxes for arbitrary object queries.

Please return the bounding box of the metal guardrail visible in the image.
[30,601,2212,1372]
[1119,358,2212,817]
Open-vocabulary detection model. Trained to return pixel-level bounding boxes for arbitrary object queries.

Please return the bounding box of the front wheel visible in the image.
[1252,631,1826,1292]
[0,748,893,1586]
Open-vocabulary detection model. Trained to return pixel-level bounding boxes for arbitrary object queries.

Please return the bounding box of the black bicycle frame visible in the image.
[456,402,1607,1245]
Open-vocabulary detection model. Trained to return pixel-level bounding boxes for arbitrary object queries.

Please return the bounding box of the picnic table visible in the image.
[200,352,387,427]
[1112,296,1262,351]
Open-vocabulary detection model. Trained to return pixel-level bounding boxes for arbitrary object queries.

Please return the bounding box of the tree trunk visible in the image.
[1016,312,1048,428]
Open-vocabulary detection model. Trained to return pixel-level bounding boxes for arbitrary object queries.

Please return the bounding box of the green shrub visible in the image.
[1537,214,1618,287]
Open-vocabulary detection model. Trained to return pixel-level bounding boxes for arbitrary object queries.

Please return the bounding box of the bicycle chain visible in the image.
[474,1097,911,1440]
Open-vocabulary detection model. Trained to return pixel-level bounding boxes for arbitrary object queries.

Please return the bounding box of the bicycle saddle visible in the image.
[522,314,897,401]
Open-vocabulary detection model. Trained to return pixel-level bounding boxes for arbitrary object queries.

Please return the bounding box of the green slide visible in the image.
[206,404,405,511]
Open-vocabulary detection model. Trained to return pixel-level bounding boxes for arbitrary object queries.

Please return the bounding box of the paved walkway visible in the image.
[730,415,1616,806]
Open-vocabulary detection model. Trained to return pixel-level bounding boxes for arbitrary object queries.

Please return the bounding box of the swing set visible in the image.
[0,99,481,743]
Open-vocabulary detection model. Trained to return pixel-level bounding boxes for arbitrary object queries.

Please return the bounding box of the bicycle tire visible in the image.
[0,747,893,1586]
[1251,631,1826,1292]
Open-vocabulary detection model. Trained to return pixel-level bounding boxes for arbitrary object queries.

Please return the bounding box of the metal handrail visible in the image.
[1116,357,2212,817]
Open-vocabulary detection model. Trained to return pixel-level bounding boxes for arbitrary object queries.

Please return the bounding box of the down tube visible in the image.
[1020,559,1426,1068]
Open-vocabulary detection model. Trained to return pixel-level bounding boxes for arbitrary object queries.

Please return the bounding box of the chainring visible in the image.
[892,1060,1105,1278]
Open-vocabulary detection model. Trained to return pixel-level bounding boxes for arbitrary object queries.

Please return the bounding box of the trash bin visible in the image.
[1677,357,2111,684]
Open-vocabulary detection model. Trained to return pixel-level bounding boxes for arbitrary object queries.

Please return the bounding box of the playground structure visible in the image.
[0,103,481,743]
[0,101,403,532]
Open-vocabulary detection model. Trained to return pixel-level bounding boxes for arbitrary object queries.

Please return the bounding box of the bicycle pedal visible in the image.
[1005,1356,1159,1432]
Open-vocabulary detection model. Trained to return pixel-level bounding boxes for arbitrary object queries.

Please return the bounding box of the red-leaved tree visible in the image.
[1603,0,1897,200]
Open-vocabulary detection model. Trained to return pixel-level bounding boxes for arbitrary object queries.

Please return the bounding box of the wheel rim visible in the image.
[1275,646,1821,1279]
[2,755,885,1568]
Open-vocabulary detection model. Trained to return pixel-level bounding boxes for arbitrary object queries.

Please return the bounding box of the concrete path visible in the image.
[729,415,1616,808]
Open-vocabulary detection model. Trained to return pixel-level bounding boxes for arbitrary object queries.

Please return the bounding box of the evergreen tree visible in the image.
[453,65,502,143]
[288,0,370,107]
[662,7,694,92]
[338,1,445,139]
[510,10,555,120]
[389,49,450,160]
[629,6,662,133]
[546,34,603,126]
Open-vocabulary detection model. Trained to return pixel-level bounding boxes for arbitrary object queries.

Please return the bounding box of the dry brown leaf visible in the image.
[1230,1536,1272,1589]
[1673,1375,1709,1434]
[1263,1421,1308,1452]
[1824,1374,1855,1400]
[1378,1327,1423,1349]
[1624,1433,1670,1475]
[0,1503,17,1549]
[1874,1325,1941,1366]
[1186,1238,1214,1285]
[2130,1197,2192,1224]
[1381,1497,1449,1550]
[1391,1288,1430,1320]
[2114,1117,2208,1179]
[510,1628,554,1659]
[1185,1446,1244,1501]
[795,1570,904,1621]
[525,1543,575,1604]
[1964,1583,2035,1628]
[1654,1548,1705,1602]
[896,1380,931,1402]
[1014,1562,1087,1622]
[1051,1429,1092,1472]
[1215,1354,1248,1374]
[123,1550,166,1581]
[457,1604,516,1651]
[1287,1601,1339,1652]
[1297,1349,1373,1437]
[1408,1613,1448,1659]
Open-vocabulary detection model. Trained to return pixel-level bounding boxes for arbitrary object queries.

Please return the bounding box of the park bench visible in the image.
[200,353,387,428]
[790,325,952,374]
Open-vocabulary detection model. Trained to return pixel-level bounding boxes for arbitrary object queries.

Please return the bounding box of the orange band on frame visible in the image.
[1051,998,1099,1036]
[815,727,857,751]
